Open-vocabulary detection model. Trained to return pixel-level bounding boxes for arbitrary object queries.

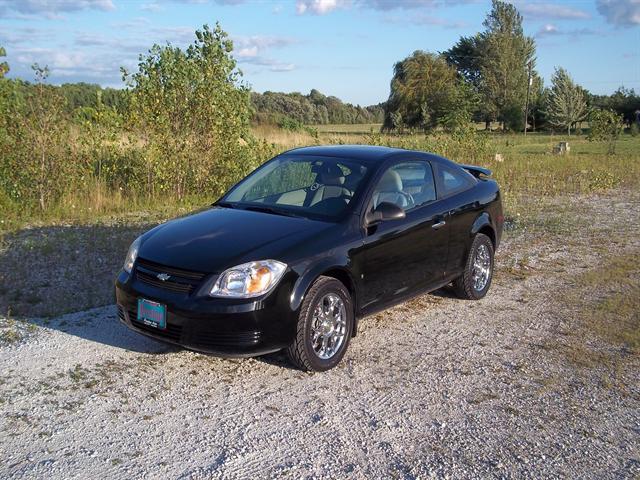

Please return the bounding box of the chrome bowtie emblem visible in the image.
[157,273,171,281]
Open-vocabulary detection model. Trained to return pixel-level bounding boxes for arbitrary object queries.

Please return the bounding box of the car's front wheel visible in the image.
[286,276,353,371]
[453,233,494,300]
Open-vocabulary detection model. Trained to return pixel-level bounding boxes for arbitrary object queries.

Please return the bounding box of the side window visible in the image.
[435,163,476,198]
[371,161,436,212]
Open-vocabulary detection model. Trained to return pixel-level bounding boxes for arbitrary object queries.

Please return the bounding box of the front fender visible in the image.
[289,257,354,313]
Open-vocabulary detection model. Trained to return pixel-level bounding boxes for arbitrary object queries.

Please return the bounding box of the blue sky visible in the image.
[0,0,638,105]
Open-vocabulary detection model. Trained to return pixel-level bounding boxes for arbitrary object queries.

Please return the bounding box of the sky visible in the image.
[0,0,638,106]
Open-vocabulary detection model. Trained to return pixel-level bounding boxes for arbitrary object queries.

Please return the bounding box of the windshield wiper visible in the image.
[214,201,236,209]
[243,205,302,218]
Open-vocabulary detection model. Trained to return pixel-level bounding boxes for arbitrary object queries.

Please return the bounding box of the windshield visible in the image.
[221,155,370,221]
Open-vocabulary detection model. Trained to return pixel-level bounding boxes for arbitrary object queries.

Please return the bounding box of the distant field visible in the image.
[312,123,382,134]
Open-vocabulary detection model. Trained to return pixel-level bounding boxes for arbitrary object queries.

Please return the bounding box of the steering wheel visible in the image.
[399,192,415,209]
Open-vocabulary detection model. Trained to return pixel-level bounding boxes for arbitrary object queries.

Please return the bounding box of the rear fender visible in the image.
[468,212,495,254]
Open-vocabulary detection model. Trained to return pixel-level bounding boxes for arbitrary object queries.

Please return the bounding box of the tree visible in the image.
[588,109,624,154]
[7,64,71,211]
[124,23,253,198]
[443,35,483,89]
[383,51,474,132]
[444,2,536,130]
[546,67,588,135]
[0,46,8,78]
[480,0,536,130]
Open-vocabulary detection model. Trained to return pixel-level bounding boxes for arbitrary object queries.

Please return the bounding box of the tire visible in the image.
[453,233,494,300]
[286,276,354,372]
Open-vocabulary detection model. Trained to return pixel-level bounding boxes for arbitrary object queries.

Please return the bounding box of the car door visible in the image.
[432,161,480,277]
[359,159,450,313]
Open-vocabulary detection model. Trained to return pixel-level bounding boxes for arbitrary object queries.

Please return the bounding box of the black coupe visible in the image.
[115,145,503,371]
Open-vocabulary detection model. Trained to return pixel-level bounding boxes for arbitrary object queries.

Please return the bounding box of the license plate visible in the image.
[137,298,167,330]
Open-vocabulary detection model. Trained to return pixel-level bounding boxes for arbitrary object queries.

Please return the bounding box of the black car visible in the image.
[115,145,503,371]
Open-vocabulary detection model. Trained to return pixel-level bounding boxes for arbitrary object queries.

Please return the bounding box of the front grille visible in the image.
[135,258,207,294]
[127,307,183,342]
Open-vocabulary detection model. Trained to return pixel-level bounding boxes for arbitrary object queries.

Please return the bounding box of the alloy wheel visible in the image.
[471,243,491,291]
[310,293,347,360]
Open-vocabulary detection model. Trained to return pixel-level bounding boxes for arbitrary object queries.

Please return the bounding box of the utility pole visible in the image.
[523,60,533,136]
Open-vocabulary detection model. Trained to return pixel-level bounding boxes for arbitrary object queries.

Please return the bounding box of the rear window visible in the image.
[435,163,476,198]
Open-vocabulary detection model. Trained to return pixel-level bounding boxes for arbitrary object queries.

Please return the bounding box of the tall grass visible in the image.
[2,127,639,232]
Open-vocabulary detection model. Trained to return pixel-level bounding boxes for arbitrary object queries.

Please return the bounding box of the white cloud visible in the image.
[295,0,473,15]
[363,0,471,10]
[0,0,115,19]
[9,44,127,85]
[596,0,640,26]
[537,23,559,36]
[237,46,258,58]
[535,23,601,38]
[233,35,298,72]
[140,2,163,12]
[296,0,348,15]
[517,3,590,20]
[384,12,467,28]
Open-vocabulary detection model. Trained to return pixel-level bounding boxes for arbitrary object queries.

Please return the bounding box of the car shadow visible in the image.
[0,222,153,319]
[430,287,458,299]
[29,305,180,354]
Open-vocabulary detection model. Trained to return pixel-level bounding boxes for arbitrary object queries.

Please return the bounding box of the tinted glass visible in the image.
[371,161,436,212]
[436,163,476,197]
[223,155,369,220]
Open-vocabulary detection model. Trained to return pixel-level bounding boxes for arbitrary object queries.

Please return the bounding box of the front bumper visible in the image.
[114,270,297,357]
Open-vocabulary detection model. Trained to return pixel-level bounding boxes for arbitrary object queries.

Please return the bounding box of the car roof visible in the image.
[281,144,448,165]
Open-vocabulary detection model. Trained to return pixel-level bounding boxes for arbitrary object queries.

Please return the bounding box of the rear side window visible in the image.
[435,163,476,198]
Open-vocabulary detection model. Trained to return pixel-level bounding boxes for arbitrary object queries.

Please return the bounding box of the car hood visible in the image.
[138,206,333,272]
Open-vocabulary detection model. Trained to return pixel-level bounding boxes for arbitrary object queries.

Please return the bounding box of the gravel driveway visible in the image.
[1,191,639,479]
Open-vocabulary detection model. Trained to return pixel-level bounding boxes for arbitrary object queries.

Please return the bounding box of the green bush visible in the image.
[588,109,624,154]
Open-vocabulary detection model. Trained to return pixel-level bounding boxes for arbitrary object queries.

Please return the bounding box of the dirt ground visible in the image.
[0,189,638,479]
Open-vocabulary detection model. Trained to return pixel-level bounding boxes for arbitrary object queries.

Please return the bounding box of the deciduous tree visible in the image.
[383,51,474,132]
[124,23,253,199]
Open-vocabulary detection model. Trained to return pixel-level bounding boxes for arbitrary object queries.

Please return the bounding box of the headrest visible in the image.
[315,163,345,186]
[377,170,402,192]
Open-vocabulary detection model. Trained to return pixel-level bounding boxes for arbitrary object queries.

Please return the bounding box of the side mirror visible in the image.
[365,201,406,226]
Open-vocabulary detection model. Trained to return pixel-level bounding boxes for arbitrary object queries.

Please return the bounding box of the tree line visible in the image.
[383,0,640,135]
[0,77,384,128]
[252,90,384,126]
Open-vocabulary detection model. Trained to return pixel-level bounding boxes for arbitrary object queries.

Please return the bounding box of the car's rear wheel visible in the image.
[286,276,353,372]
[453,233,494,300]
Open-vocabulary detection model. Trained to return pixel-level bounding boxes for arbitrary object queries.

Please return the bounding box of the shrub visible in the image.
[588,109,624,154]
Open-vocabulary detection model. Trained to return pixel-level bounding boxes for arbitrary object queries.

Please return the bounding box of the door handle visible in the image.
[432,220,446,230]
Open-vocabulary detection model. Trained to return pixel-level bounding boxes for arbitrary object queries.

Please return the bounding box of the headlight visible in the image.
[210,260,287,298]
[123,237,141,274]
